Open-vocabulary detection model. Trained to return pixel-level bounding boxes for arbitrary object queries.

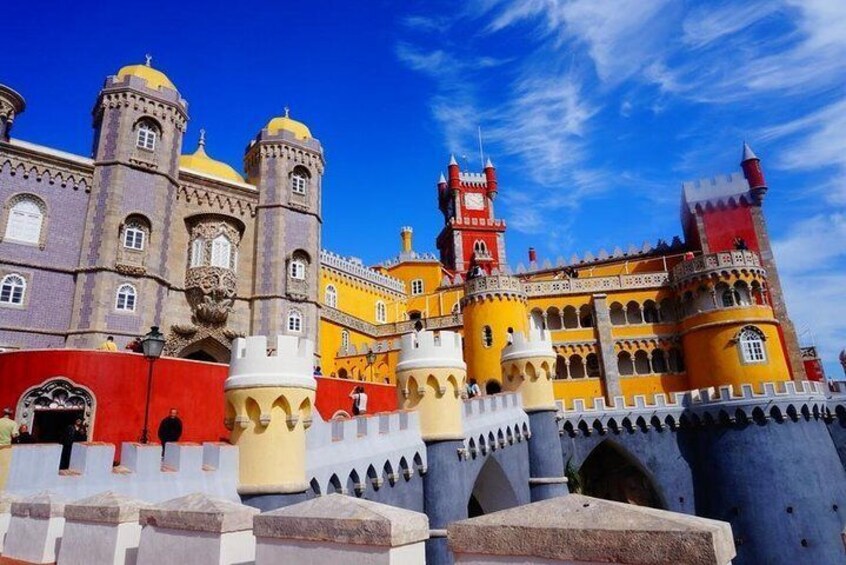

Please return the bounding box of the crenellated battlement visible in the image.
[4,442,239,502]
[501,329,555,363]
[397,331,466,372]
[681,172,751,212]
[226,335,316,391]
[461,393,530,458]
[558,381,829,436]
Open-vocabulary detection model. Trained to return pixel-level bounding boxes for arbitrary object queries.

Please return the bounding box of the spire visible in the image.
[199,128,206,148]
[742,141,758,162]
[145,54,152,67]
[438,172,446,184]
[284,105,290,118]
[449,154,458,166]
[485,157,494,169]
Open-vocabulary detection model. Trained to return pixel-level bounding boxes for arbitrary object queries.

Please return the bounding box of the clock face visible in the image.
[464,192,485,210]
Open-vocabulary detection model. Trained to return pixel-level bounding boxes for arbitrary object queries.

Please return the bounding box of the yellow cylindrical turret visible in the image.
[461,274,528,391]
[224,335,316,494]
[673,250,790,391]
[501,328,557,412]
[396,330,466,441]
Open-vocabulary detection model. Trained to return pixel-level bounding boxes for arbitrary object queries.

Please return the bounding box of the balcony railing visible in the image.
[671,251,764,285]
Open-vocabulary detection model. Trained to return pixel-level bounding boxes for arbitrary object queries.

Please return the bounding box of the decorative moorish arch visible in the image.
[467,456,521,518]
[16,377,96,439]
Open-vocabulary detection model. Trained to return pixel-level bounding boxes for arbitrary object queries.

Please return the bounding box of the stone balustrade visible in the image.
[671,250,763,286]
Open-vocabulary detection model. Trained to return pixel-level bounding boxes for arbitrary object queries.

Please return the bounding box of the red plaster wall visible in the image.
[699,206,760,253]
[0,350,399,449]
[804,358,825,382]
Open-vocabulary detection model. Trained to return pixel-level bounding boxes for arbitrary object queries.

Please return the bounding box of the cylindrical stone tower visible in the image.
[501,328,567,501]
[461,274,528,392]
[224,334,316,510]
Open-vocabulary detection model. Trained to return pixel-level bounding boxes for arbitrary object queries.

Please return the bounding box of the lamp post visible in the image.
[139,326,165,444]
[365,350,376,383]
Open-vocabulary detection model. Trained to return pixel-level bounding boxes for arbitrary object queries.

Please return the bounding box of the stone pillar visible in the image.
[424,440,468,565]
[0,493,18,553]
[136,492,258,565]
[58,491,146,565]
[592,293,622,401]
[254,493,429,564]
[448,494,735,564]
[501,329,567,502]
[2,492,66,564]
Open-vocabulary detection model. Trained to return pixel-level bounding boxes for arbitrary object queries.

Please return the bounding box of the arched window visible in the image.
[568,355,585,379]
[115,283,137,312]
[341,330,350,350]
[0,274,26,305]
[562,306,579,329]
[642,300,659,323]
[210,235,232,268]
[585,353,601,377]
[651,349,668,373]
[482,326,493,348]
[289,259,306,280]
[123,222,146,250]
[5,196,44,244]
[411,279,424,296]
[609,302,626,325]
[135,120,159,151]
[626,301,643,324]
[546,307,562,330]
[634,350,651,374]
[451,302,460,314]
[738,326,767,363]
[190,239,205,267]
[473,240,488,254]
[375,301,387,323]
[617,351,634,376]
[579,304,593,328]
[530,308,545,330]
[325,284,337,308]
[287,311,303,333]
[290,167,310,195]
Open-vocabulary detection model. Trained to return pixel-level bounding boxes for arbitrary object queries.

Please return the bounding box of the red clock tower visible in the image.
[435,155,507,275]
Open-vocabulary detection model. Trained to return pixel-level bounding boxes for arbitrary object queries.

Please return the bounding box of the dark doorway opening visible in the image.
[468,494,483,518]
[579,441,664,509]
[485,380,502,395]
[32,409,84,443]
[184,350,218,362]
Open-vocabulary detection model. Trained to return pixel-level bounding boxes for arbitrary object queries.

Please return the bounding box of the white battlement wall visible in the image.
[226,335,316,390]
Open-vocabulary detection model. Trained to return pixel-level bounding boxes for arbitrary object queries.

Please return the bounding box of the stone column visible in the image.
[136,492,258,565]
[58,491,146,565]
[2,492,66,564]
[591,293,622,402]
[254,493,429,564]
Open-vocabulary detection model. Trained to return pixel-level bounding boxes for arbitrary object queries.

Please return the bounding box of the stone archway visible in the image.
[468,456,520,518]
[177,336,231,364]
[579,440,665,509]
[16,377,96,441]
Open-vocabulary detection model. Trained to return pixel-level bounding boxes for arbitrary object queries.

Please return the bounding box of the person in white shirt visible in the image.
[350,386,368,416]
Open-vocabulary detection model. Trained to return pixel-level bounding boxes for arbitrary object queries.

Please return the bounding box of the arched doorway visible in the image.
[484,380,502,395]
[178,336,231,363]
[16,377,96,443]
[468,457,519,518]
[579,440,664,509]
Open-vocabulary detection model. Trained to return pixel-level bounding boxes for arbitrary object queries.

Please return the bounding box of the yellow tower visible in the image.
[396,330,466,441]
[461,274,528,391]
[500,328,557,412]
[224,335,316,495]
[673,250,790,391]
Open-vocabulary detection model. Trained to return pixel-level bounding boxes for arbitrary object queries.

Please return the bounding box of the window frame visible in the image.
[482,325,493,348]
[411,279,424,296]
[291,173,307,195]
[115,283,137,312]
[136,123,158,151]
[0,274,26,306]
[325,284,338,308]
[4,196,45,245]
[287,311,303,333]
[210,235,233,269]
[737,327,767,364]
[290,259,306,280]
[375,301,387,324]
[123,224,145,251]
[341,329,350,349]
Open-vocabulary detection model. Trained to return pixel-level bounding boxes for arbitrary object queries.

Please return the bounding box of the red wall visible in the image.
[700,206,760,253]
[804,358,825,382]
[0,350,398,449]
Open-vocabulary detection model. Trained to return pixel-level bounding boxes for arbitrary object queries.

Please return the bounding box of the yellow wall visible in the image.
[554,379,604,410]
[463,295,528,387]
[397,366,465,441]
[620,374,690,400]
[321,268,404,324]
[681,306,789,391]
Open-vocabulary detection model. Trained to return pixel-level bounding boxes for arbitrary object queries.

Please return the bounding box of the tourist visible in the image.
[12,423,34,444]
[466,378,481,399]
[733,236,748,251]
[350,386,368,416]
[683,251,695,261]
[157,408,183,455]
[125,337,143,353]
[98,336,118,351]
[60,418,87,470]
[0,408,18,446]
[313,366,323,377]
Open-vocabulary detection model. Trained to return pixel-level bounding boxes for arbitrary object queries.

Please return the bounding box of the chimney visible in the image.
[528,247,537,263]
[401,226,413,254]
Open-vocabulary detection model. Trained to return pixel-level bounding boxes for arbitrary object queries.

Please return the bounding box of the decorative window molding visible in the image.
[191,238,205,267]
[210,235,233,268]
[115,283,137,312]
[290,260,306,280]
[123,223,145,250]
[2,194,47,247]
[375,301,387,324]
[325,284,338,308]
[341,329,350,350]
[287,310,303,333]
[736,326,767,364]
[291,173,307,195]
[136,120,159,151]
[0,273,26,306]
[411,279,424,296]
[482,325,493,348]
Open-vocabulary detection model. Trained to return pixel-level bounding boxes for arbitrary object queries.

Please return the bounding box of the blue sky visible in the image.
[3,1,845,376]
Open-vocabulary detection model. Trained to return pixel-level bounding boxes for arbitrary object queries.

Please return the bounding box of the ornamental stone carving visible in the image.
[16,377,96,436]
[185,266,237,324]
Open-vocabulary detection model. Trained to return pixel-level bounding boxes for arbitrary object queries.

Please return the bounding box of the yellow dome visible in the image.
[265,109,312,140]
[179,132,244,184]
[116,61,177,92]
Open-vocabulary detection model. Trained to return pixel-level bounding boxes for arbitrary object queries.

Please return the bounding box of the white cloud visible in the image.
[682,1,780,48]
[773,214,846,274]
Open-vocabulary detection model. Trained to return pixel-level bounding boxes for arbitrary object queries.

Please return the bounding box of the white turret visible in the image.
[226,335,316,391]
[500,329,557,412]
